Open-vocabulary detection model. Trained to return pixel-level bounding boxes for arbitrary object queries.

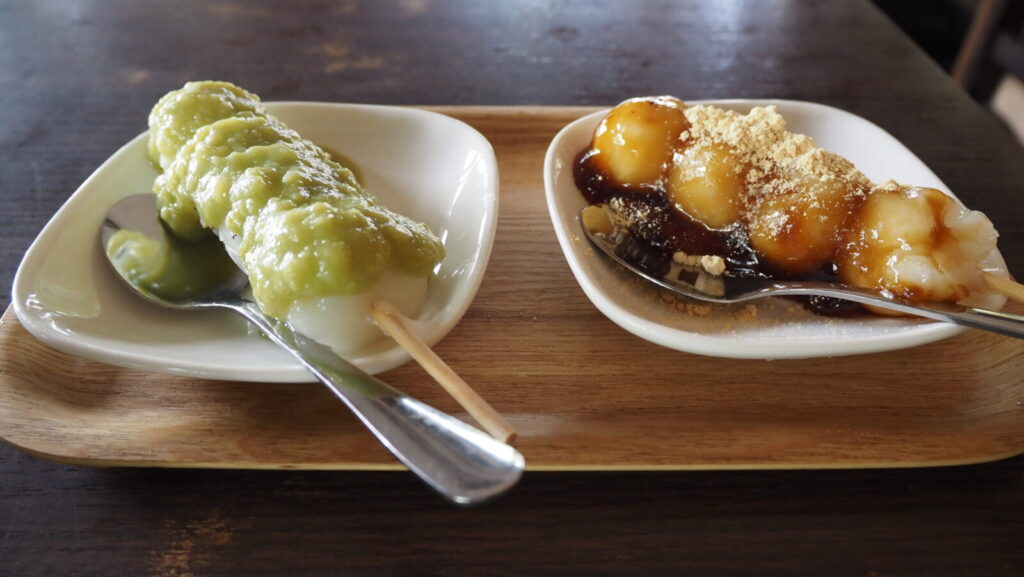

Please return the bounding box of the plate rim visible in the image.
[543,98,980,359]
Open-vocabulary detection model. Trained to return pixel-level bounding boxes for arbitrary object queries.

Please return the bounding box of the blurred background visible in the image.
[874,0,1024,141]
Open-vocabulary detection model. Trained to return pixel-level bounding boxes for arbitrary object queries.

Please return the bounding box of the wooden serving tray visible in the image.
[2,107,1022,470]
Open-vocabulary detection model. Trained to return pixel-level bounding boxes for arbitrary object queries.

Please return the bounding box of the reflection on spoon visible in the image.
[105,228,238,302]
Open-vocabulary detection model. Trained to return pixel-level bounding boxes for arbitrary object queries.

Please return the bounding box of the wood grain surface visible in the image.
[2,1,1023,576]
[2,106,1023,471]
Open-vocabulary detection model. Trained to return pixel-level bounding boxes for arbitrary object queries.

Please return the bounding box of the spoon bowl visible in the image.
[101,194,524,504]
[580,211,1024,340]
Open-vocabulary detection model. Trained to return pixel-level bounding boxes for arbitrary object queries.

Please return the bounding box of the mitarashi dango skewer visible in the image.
[575,96,1012,314]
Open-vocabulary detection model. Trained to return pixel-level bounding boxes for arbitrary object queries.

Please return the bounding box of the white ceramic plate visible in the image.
[545,99,1008,359]
[13,103,498,382]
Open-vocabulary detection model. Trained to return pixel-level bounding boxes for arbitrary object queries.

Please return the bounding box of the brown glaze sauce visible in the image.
[574,149,863,316]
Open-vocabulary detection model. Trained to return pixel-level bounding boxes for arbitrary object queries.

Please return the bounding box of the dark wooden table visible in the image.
[2,1,1022,575]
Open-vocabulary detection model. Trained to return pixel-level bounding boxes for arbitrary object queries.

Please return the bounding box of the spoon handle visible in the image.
[867,298,1024,339]
[775,282,1024,339]
[935,306,1024,339]
[229,300,524,505]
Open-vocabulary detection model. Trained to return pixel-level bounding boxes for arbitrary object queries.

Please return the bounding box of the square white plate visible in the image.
[544,99,1006,359]
[13,103,498,382]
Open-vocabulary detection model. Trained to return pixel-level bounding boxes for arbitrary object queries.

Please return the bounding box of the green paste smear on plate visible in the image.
[147,80,445,318]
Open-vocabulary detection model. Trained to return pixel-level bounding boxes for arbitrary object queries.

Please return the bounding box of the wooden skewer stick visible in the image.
[982,271,1024,303]
[371,302,517,444]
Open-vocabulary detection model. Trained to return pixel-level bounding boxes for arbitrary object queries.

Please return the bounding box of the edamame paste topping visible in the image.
[148,81,445,318]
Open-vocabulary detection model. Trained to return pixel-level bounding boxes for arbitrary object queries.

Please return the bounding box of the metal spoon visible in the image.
[580,212,1024,339]
[101,194,524,504]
